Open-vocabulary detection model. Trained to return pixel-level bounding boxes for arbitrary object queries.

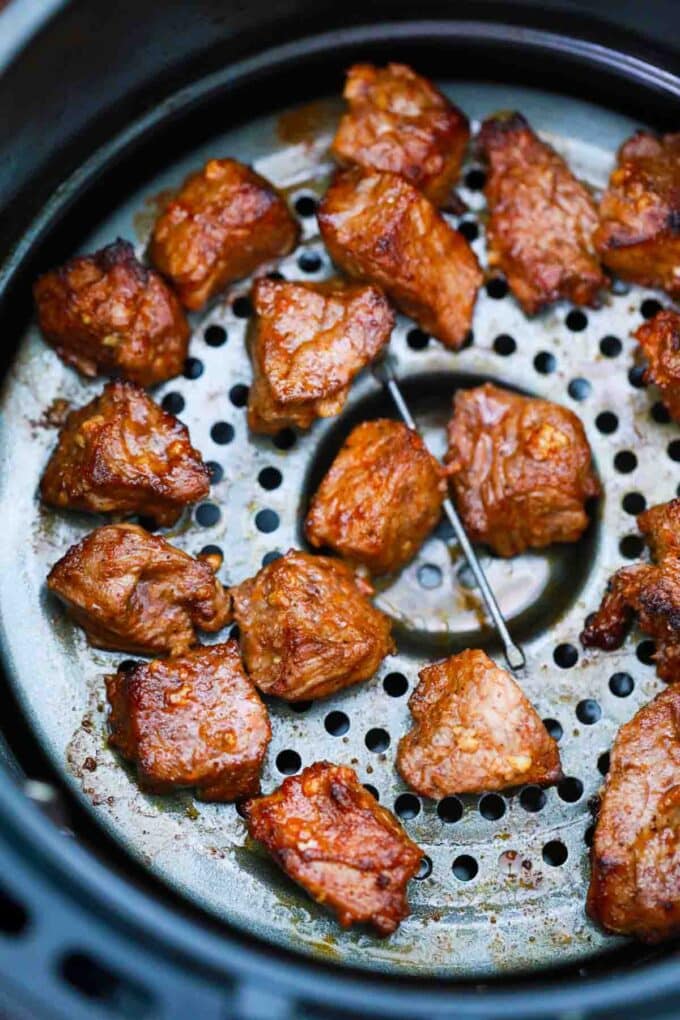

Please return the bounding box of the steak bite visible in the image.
[332,62,469,205]
[150,159,299,310]
[245,761,423,934]
[478,113,605,314]
[106,641,270,801]
[33,239,190,387]
[397,650,562,798]
[318,167,482,349]
[247,276,393,434]
[634,309,680,423]
[446,383,600,558]
[587,686,680,942]
[47,523,231,656]
[230,550,393,701]
[581,499,680,683]
[595,131,680,297]
[40,380,209,527]
[305,418,447,575]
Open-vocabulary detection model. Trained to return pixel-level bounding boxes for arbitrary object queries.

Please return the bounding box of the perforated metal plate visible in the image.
[0,82,677,977]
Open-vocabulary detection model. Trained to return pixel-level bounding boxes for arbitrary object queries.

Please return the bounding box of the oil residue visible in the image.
[276,99,340,147]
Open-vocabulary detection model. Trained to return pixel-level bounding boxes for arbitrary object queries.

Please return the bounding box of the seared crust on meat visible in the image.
[245,761,423,934]
[587,686,680,942]
[581,499,680,683]
[33,239,190,386]
[634,309,680,423]
[305,418,447,574]
[106,641,270,801]
[478,113,605,314]
[229,550,393,701]
[397,649,562,798]
[247,276,394,433]
[318,167,482,349]
[332,63,469,205]
[595,131,680,297]
[150,159,299,309]
[40,380,209,527]
[47,523,231,656]
[446,383,600,557]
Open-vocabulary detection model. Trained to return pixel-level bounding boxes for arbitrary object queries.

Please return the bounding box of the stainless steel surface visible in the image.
[0,82,677,976]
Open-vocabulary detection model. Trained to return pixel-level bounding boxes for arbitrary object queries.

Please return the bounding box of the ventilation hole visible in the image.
[597,751,610,776]
[493,333,516,356]
[0,886,29,935]
[365,728,390,753]
[437,796,463,823]
[262,548,281,565]
[614,450,637,473]
[417,563,442,589]
[183,357,204,379]
[558,777,584,803]
[622,492,646,515]
[520,786,546,812]
[458,219,479,242]
[59,952,152,1014]
[394,793,420,820]
[273,428,296,450]
[383,672,408,697]
[290,699,311,714]
[415,855,432,880]
[584,824,595,847]
[568,378,591,401]
[479,793,506,820]
[595,411,618,435]
[542,841,568,867]
[232,296,253,318]
[461,329,474,349]
[258,467,282,491]
[136,515,159,533]
[266,270,285,282]
[611,277,631,295]
[235,798,248,818]
[406,328,429,350]
[554,643,578,668]
[161,392,185,415]
[276,749,301,775]
[668,439,680,462]
[435,517,455,541]
[637,639,656,665]
[576,699,601,724]
[609,672,634,697]
[298,250,322,273]
[205,461,223,484]
[641,298,663,319]
[651,401,671,424]
[363,783,379,801]
[204,324,227,347]
[230,624,240,642]
[599,335,622,358]
[464,167,486,190]
[456,563,477,589]
[486,276,508,299]
[620,534,644,559]
[628,364,647,388]
[566,309,587,331]
[229,384,249,408]
[199,544,222,562]
[211,421,235,445]
[452,855,478,881]
[534,351,556,374]
[543,718,563,741]
[196,503,220,527]
[325,710,349,736]
[294,194,317,217]
[255,509,279,533]
[118,660,138,674]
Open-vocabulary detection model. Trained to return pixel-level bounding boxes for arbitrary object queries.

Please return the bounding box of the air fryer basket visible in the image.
[0,9,679,1019]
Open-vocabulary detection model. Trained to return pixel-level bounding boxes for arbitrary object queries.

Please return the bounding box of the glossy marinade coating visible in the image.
[47,523,231,656]
[318,167,481,349]
[478,113,605,314]
[106,641,270,801]
[33,239,190,386]
[245,761,423,934]
[247,276,394,433]
[446,383,600,557]
[595,131,680,297]
[587,686,680,942]
[332,63,469,205]
[40,380,209,527]
[150,158,299,310]
[306,418,447,574]
[581,499,680,683]
[397,649,562,798]
[229,550,393,701]
[634,309,680,423]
